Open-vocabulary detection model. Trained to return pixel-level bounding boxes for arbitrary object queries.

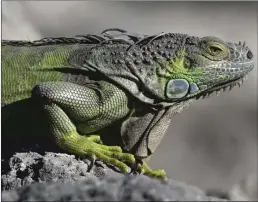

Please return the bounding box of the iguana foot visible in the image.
[136,160,167,180]
[60,131,136,173]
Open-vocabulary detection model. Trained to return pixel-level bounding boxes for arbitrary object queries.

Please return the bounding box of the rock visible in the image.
[206,189,230,200]
[1,152,122,191]
[1,152,227,201]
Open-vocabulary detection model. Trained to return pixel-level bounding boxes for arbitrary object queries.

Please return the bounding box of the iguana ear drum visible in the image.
[166,79,189,99]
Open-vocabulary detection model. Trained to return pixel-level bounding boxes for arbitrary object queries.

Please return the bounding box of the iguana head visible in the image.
[78,31,254,105]
[161,35,254,101]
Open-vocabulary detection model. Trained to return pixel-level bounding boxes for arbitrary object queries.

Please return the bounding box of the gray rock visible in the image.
[1,152,227,201]
[1,152,122,191]
[2,174,226,201]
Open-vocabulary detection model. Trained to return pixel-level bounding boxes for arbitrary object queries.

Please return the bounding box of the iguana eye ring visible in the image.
[206,42,225,54]
[202,41,229,60]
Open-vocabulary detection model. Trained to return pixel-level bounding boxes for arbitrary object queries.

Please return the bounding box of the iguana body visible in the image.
[1,29,254,179]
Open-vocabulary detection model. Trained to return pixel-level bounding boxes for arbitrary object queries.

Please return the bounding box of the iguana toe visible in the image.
[60,131,136,174]
[87,135,103,144]
[136,161,167,180]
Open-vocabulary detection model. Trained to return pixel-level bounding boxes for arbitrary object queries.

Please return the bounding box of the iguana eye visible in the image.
[209,46,223,56]
[204,41,229,60]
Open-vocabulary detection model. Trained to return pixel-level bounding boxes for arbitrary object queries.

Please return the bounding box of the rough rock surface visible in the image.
[1,152,227,201]
[1,152,123,191]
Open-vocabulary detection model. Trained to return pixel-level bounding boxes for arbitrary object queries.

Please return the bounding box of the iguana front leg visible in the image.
[31,81,135,174]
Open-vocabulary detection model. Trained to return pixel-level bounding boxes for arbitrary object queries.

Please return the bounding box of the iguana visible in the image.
[1,28,254,179]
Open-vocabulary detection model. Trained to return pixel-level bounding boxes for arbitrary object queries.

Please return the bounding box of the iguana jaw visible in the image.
[195,75,248,99]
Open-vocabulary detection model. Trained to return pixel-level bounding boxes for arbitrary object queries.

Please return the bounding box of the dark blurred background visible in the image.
[2,1,257,192]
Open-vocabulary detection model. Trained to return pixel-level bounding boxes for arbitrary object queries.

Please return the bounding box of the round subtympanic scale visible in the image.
[166,79,189,99]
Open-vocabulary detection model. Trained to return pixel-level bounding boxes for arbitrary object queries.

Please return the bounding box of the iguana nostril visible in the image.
[247,50,253,59]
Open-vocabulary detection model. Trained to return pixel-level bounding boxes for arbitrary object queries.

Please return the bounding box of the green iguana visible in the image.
[1,28,254,179]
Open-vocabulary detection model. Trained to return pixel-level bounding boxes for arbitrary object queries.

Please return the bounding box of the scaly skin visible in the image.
[1,29,254,179]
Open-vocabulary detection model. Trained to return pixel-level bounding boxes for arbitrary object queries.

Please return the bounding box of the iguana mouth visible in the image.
[195,75,248,100]
[194,57,254,100]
